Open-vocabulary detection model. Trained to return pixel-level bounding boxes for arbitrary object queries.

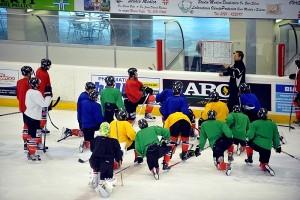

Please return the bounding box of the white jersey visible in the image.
[24,89,51,120]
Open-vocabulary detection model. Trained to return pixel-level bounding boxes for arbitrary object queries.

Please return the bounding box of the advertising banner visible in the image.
[0,0,74,11]
[163,79,271,110]
[0,69,18,96]
[275,84,295,113]
[109,0,300,19]
[91,74,160,94]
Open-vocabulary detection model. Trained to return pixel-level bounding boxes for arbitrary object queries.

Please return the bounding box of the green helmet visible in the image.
[99,122,110,137]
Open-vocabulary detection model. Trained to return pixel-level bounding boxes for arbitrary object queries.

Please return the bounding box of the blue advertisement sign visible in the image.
[275,84,295,113]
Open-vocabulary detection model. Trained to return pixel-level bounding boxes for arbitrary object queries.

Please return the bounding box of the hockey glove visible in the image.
[195,146,201,157]
[44,85,53,97]
[198,118,204,128]
[161,138,169,147]
[276,147,281,153]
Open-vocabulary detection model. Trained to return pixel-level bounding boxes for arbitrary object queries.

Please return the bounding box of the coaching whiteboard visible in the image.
[201,41,233,65]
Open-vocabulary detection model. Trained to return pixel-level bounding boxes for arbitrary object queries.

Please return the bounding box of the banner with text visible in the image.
[1,0,74,11]
[91,74,160,95]
[107,0,299,19]
[0,69,18,96]
[163,79,271,110]
[275,84,295,113]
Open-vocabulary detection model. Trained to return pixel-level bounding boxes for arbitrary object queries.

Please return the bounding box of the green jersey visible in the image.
[226,112,250,141]
[135,126,170,157]
[247,119,280,150]
[100,87,124,114]
[199,120,233,150]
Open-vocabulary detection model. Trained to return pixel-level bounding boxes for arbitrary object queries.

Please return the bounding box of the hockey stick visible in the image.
[115,121,124,186]
[78,158,88,163]
[288,68,299,132]
[51,96,61,109]
[0,111,21,117]
[278,124,295,129]
[48,112,59,130]
[282,151,300,161]
[132,93,150,126]
[42,107,48,153]
[57,134,72,142]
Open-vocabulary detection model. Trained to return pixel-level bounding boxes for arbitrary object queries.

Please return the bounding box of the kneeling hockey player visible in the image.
[135,119,171,180]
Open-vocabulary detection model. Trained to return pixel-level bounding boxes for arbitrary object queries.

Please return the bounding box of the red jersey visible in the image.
[16,77,30,112]
[125,78,143,104]
[36,67,51,95]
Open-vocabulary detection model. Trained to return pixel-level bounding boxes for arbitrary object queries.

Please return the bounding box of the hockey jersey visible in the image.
[79,99,103,129]
[164,112,191,129]
[24,89,51,120]
[125,78,143,103]
[156,89,184,116]
[247,119,280,150]
[16,77,30,112]
[163,95,189,119]
[100,87,124,114]
[109,120,136,149]
[240,93,261,113]
[36,67,51,96]
[77,91,90,128]
[90,136,123,163]
[199,120,232,150]
[135,126,170,157]
[201,101,229,121]
[226,112,250,141]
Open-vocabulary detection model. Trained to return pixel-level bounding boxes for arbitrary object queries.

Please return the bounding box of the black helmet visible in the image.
[116,110,128,121]
[85,82,96,91]
[172,81,183,95]
[232,105,241,113]
[28,77,40,89]
[89,90,99,101]
[128,67,137,77]
[138,118,148,129]
[257,108,268,120]
[207,110,216,120]
[41,58,52,70]
[21,66,33,76]
[209,91,219,102]
[105,76,115,86]
[239,83,250,94]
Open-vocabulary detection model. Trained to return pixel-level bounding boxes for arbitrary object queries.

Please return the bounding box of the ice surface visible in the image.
[0,107,299,200]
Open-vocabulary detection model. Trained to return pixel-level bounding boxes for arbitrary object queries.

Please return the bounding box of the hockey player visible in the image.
[156,81,184,121]
[219,51,246,111]
[16,66,34,148]
[24,77,52,161]
[109,110,138,165]
[164,111,192,161]
[195,110,233,172]
[289,60,300,125]
[245,108,281,176]
[162,80,190,120]
[89,122,123,197]
[100,76,125,123]
[135,119,171,180]
[79,90,104,150]
[239,83,261,122]
[124,67,155,122]
[200,91,229,125]
[226,105,250,162]
[36,58,52,133]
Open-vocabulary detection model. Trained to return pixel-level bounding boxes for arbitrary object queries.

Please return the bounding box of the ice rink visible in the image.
[0,106,299,200]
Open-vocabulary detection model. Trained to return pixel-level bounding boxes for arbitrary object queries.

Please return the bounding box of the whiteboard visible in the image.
[201,41,233,65]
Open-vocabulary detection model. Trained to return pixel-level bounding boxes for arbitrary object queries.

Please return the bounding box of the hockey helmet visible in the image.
[172,80,183,95]
[21,66,33,76]
[41,58,52,70]
[89,90,99,101]
[85,82,96,91]
[209,91,219,102]
[28,77,40,89]
[105,76,115,86]
[138,118,148,129]
[99,122,110,137]
[116,110,128,121]
[128,67,138,77]
[207,110,216,120]
[257,108,268,120]
[232,105,241,113]
[239,83,251,94]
